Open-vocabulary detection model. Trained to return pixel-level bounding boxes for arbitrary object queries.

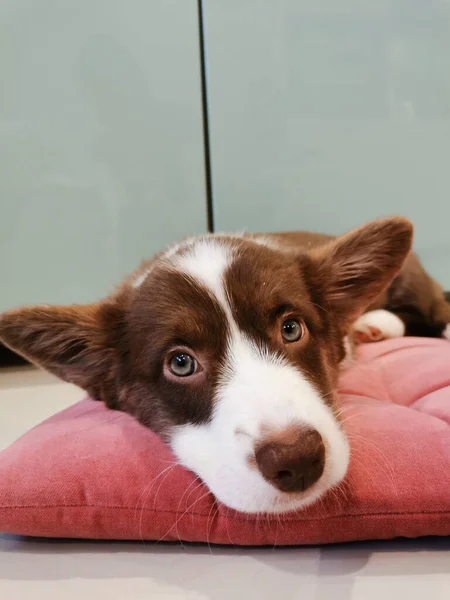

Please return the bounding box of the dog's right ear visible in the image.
[0,301,126,406]
[308,217,413,332]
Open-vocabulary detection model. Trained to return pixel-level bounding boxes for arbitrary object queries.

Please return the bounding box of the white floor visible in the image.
[0,367,449,600]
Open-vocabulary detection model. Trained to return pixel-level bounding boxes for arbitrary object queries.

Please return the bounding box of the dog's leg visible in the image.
[356,254,450,342]
[351,309,405,344]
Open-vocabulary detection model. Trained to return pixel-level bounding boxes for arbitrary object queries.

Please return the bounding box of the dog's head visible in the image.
[0,217,412,513]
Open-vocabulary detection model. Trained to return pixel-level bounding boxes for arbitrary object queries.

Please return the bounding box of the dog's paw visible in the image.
[442,324,450,340]
[351,309,405,344]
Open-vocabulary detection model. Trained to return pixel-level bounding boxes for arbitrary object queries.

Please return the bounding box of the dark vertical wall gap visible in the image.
[197,0,215,233]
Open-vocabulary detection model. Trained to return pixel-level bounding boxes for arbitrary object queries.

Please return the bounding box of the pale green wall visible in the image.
[0,0,206,311]
[204,0,450,287]
[2,0,450,311]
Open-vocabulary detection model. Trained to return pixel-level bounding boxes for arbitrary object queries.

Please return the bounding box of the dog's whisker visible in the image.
[206,503,220,554]
[159,489,213,544]
[136,462,178,541]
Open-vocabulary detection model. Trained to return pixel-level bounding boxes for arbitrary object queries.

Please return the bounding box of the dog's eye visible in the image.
[281,319,304,343]
[169,353,197,377]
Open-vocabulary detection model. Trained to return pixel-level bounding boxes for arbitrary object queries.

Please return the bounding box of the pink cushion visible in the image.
[1,337,449,545]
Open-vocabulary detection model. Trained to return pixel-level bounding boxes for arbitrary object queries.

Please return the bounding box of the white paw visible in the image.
[443,324,450,340]
[351,309,405,344]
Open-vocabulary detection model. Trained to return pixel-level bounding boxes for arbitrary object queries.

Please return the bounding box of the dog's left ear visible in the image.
[308,217,413,331]
[0,301,125,406]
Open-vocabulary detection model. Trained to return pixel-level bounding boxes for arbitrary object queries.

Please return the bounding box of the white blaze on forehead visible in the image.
[175,239,234,312]
[134,234,278,290]
[175,239,287,376]
[175,239,278,358]
[134,236,227,290]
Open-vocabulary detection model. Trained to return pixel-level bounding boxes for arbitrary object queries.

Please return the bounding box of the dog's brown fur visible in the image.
[263,228,450,338]
[0,216,448,439]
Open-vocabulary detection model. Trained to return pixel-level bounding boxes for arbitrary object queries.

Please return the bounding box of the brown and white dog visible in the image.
[1,217,449,514]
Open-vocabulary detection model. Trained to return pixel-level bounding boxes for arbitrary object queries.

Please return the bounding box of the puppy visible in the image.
[1,217,449,514]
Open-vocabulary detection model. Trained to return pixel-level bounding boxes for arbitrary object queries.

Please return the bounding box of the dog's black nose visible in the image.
[255,427,325,493]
